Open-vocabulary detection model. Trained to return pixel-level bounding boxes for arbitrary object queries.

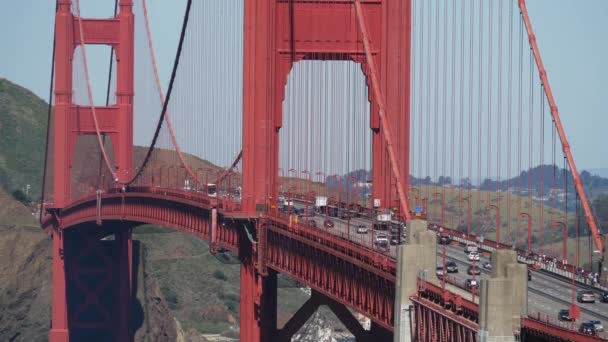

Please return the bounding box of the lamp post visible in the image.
[316,172,325,196]
[301,170,311,216]
[459,197,472,238]
[278,168,284,196]
[288,168,297,199]
[421,197,428,218]
[432,192,444,226]
[552,221,568,261]
[487,204,500,248]
[518,212,532,254]
[410,187,420,209]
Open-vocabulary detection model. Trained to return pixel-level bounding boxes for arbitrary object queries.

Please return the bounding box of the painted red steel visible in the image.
[46,1,597,341]
[518,0,603,255]
[522,316,607,342]
[52,0,134,208]
[242,0,411,216]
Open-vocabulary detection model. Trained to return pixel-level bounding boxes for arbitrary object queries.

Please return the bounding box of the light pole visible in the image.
[278,168,284,196]
[410,187,420,209]
[552,221,568,261]
[433,192,444,226]
[487,204,500,248]
[459,197,472,238]
[288,168,297,199]
[421,197,428,218]
[301,170,311,216]
[316,172,326,196]
[519,212,532,255]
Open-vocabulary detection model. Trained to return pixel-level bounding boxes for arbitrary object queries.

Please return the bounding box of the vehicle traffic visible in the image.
[467,251,480,261]
[467,265,481,275]
[577,290,596,303]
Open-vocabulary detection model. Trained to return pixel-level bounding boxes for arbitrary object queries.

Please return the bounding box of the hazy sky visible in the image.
[0,0,606,171]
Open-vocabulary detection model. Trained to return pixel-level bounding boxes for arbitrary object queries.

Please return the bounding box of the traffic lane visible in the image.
[442,242,608,318]
[440,252,608,328]
[289,205,398,255]
[440,245,608,329]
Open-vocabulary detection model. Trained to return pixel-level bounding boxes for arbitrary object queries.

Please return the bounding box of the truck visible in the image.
[315,196,328,211]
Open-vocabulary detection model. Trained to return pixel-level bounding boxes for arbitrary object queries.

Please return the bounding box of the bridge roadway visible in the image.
[439,244,608,337]
[288,200,608,335]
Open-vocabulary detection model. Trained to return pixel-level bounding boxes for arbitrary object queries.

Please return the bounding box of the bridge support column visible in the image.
[239,235,277,342]
[115,229,132,342]
[394,220,437,342]
[50,229,69,342]
[478,249,527,341]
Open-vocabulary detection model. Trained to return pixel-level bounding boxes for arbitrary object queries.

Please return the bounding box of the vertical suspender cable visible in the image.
[40,2,59,222]
[353,0,412,220]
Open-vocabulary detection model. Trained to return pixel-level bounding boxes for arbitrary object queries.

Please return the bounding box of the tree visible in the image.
[592,194,608,230]
[11,189,30,206]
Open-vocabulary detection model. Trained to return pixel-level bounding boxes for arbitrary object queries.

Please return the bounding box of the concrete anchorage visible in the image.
[477,249,528,342]
[393,219,438,342]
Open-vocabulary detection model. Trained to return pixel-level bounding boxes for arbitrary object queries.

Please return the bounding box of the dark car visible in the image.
[601,292,608,303]
[528,270,532,281]
[390,237,400,245]
[467,265,481,275]
[307,219,317,228]
[438,235,452,245]
[579,322,597,336]
[323,219,334,228]
[558,309,573,322]
[446,261,458,273]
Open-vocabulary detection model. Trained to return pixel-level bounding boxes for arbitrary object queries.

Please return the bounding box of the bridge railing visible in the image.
[523,312,607,341]
[430,223,608,292]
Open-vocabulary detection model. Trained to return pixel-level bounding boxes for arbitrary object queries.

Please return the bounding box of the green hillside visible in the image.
[0,78,47,199]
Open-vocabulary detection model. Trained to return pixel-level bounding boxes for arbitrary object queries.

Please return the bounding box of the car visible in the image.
[390,237,400,245]
[438,235,452,245]
[436,266,446,277]
[467,265,481,275]
[577,290,596,303]
[465,279,479,290]
[323,219,335,228]
[356,225,369,234]
[601,291,608,303]
[481,261,492,270]
[589,320,604,332]
[467,251,480,261]
[374,234,389,247]
[579,322,597,336]
[445,261,458,273]
[558,309,573,322]
[307,219,317,228]
[464,243,478,254]
[528,270,532,281]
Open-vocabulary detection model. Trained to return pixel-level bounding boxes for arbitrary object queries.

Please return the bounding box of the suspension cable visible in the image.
[40,1,59,222]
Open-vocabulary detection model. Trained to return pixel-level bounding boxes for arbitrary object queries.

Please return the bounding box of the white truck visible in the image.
[315,196,328,211]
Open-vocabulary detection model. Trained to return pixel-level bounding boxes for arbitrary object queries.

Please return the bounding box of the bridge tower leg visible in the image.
[50,229,69,342]
[51,0,133,208]
[239,232,277,341]
[241,0,412,215]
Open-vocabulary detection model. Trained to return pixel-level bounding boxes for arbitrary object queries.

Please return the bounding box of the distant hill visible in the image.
[0,78,48,199]
[588,168,608,179]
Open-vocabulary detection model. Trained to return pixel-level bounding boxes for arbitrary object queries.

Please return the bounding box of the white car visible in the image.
[464,243,478,254]
[467,251,480,261]
[356,225,369,234]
